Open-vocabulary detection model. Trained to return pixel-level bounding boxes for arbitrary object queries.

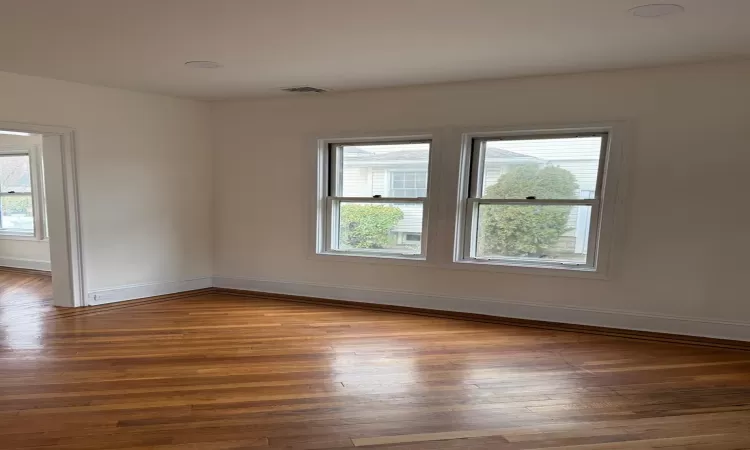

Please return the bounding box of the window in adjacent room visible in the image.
[317,139,431,259]
[458,131,610,271]
[0,152,36,235]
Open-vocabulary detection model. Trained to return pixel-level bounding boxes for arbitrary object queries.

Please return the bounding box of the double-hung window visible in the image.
[319,139,431,258]
[459,131,609,271]
[0,151,38,236]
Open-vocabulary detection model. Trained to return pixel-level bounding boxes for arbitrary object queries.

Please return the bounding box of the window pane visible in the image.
[339,142,429,197]
[476,204,591,264]
[0,155,32,193]
[0,195,34,232]
[335,201,423,254]
[480,136,602,200]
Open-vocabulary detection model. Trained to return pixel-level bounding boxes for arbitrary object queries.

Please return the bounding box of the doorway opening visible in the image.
[0,123,83,314]
[0,129,53,321]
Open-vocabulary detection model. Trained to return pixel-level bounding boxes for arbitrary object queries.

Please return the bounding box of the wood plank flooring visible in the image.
[1,272,749,449]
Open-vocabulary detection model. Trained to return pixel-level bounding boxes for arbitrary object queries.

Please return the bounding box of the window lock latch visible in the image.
[526,196,536,200]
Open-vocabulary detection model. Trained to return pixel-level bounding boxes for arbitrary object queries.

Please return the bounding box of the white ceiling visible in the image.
[1,0,748,100]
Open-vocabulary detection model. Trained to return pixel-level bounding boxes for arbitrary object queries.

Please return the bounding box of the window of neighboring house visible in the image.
[318,139,431,258]
[0,149,44,237]
[389,171,427,198]
[458,132,609,270]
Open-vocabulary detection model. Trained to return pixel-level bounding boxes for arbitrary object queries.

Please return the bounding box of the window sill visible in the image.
[446,258,608,279]
[310,251,431,267]
[0,233,41,241]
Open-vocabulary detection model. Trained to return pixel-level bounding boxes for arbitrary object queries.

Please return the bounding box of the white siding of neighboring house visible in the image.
[392,203,422,233]
[372,168,387,197]
[342,167,371,196]
[489,137,601,162]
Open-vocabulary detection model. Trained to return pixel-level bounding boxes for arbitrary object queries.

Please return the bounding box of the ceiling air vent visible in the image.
[282,86,327,93]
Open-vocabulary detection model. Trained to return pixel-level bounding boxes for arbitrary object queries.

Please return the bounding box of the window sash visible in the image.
[470,132,608,200]
[328,140,431,198]
[462,198,600,268]
[0,192,34,234]
[325,197,426,258]
[462,132,609,270]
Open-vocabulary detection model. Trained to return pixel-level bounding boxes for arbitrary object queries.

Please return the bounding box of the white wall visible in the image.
[0,134,50,270]
[0,239,50,270]
[212,61,750,339]
[0,70,213,295]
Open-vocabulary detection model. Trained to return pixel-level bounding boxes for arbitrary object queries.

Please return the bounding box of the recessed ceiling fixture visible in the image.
[629,3,685,17]
[281,86,328,94]
[184,60,222,69]
[0,130,31,136]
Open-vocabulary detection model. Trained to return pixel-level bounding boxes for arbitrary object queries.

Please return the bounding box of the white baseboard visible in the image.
[213,276,750,342]
[0,257,51,272]
[87,277,212,306]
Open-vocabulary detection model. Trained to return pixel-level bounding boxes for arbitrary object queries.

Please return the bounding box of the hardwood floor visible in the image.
[1,272,749,449]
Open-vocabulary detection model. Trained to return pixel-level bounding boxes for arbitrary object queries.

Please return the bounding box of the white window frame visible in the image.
[453,125,623,276]
[314,134,434,261]
[0,144,47,240]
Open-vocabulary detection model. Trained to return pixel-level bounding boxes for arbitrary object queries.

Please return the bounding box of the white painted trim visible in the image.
[0,257,50,272]
[0,121,85,308]
[212,276,750,342]
[87,277,212,306]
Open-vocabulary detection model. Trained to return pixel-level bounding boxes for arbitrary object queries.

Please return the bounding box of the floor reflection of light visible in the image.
[450,352,591,424]
[330,342,418,396]
[0,291,45,350]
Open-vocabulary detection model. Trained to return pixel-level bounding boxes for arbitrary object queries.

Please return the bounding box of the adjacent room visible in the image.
[0,0,749,448]
[0,129,55,330]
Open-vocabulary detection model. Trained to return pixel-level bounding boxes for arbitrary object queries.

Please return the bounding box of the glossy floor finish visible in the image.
[1,273,749,449]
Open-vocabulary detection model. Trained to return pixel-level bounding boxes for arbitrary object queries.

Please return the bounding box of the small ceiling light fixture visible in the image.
[184,60,222,69]
[0,130,31,136]
[629,3,685,17]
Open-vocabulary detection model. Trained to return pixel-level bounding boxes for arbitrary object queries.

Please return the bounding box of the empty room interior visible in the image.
[1,0,749,448]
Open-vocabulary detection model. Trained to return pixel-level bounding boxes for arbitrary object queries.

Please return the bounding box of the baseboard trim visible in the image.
[212,276,750,350]
[0,257,50,272]
[0,265,51,277]
[87,277,213,306]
